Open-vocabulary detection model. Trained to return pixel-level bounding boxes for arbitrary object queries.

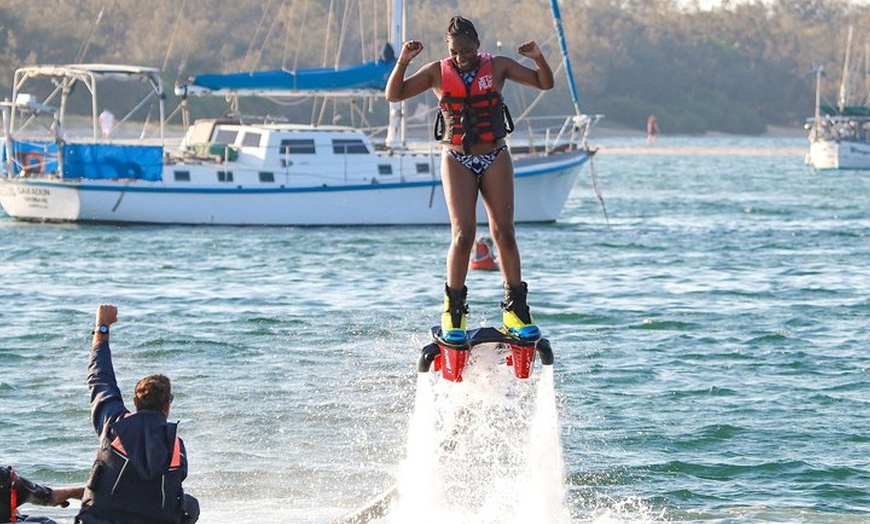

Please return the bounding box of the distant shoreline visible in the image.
[594,145,806,156]
[590,123,807,139]
[589,123,807,156]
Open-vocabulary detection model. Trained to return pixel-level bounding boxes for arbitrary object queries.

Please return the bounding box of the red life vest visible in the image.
[435,54,512,152]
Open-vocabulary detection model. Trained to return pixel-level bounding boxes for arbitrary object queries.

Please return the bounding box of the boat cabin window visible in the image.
[259,171,275,183]
[416,163,430,174]
[279,139,316,167]
[174,171,191,182]
[218,170,234,182]
[280,139,316,154]
[378,165,392,175]
[241,132,262,147]
[332,139,369,154]
[212,128,239,145]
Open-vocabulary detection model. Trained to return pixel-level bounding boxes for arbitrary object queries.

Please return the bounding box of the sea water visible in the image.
[1,135,868,523]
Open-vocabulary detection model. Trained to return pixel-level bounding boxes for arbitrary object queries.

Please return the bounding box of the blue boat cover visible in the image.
[4,140,59,175]
[62,143,163,181]
[185,45,396,94]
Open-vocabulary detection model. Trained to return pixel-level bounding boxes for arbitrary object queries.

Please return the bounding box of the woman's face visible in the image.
[446,35,479,72]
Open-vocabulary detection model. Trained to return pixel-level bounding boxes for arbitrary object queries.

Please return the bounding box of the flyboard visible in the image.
[327,326,555,523]
[418,326,554,381]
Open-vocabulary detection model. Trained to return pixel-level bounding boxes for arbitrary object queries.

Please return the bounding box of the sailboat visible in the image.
[805,26,870,170]
[0,1,600,225]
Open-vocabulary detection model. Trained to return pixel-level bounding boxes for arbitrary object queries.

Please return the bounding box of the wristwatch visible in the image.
[93,324,109,335]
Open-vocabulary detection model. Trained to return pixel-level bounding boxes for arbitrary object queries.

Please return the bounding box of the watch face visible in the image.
[99,325,109,334]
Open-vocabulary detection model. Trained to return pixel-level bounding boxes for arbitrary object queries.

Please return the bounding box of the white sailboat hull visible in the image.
[0,152,585,225]
[807,139,870,170]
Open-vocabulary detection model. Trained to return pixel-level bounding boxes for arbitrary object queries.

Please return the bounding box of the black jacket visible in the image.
[76,341,188,524]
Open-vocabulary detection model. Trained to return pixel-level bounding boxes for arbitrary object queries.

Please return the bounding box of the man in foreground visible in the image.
[76,305,199,524]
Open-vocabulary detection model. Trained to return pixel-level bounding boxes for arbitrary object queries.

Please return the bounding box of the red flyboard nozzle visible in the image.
[438,344,469,382]
[509,343,536,379]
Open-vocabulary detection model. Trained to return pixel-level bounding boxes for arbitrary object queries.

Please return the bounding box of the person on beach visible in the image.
[385,15,553,344]
[646,114,659,144]
[76,305,199,524]
[2,466,84,524]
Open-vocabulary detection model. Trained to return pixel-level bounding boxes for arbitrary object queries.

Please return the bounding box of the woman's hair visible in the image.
[134,374,173,411]
[445,16,479,45]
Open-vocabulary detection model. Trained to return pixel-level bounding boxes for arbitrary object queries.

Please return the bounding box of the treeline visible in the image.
[0,0,867,134]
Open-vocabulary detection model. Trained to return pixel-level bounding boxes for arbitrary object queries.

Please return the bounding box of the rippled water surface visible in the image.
[1,136,867,523]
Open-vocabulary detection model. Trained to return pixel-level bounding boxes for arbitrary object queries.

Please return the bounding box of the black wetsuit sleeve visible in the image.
[1,466,52,520]
[87,340,129,436]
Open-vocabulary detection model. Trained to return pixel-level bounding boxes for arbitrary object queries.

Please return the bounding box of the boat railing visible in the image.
[805,115,870,143]
[363,112,599,155]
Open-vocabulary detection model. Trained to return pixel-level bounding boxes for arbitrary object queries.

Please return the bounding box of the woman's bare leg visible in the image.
[479,150,538,338]
[442,152,479,290]
[479,151,521,286]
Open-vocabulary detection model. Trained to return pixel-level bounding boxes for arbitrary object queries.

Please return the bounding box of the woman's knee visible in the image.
[490,225,517,246]
[451,227,476,252]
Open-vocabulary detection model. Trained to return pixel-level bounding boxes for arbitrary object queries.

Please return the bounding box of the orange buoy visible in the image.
[470,236,499,271]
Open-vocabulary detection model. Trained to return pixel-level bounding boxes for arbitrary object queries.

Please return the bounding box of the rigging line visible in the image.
[357,0,368,63]
[310,97,320,126]
[75,5,105,63]
[176,41,191,80]
[161,0,188,72]
[363,0,375,63]
[511,33,559,122]
[333,0,355,67]
[587,153,609,224]
[514,59,566,122]
[290,0,309,72]
[838,25,854,110]
[313,0,340,123]
[251,2,286,72]
[317,94,330,125]
[864,39,869,103]
[373,0,380,61]
[322,0,337,66]
[265,96,316,106]
[281,0,292,70]
[242,0,276,72]
[163,98,185,124]
[246,0,276,71]
[138,102,154,140]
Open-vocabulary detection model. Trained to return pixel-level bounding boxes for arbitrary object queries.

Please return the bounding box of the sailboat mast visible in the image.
[813,65,823,140]
[864,39,869,104]
[385,0,404,149]
[549,0,581,117]
[838,25,853,112]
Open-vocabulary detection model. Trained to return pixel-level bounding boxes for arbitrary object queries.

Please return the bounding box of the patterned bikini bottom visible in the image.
[447,145,509,180]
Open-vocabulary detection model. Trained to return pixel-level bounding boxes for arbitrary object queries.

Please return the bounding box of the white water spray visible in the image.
[389,345,571,524]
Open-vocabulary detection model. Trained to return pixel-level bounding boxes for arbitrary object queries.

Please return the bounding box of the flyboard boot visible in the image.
[419,282,553,383]
[498,281,543,379]
[439,284,468,345]
[423,284,470,382]
[501,281,541,341]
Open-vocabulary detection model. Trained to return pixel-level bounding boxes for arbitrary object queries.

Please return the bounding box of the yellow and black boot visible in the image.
[501,281,540,340]
[440,284,468,344]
